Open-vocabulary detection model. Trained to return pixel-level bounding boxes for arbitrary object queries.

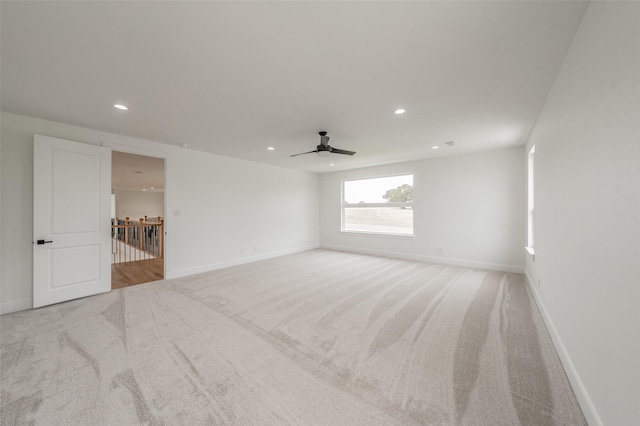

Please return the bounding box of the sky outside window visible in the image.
[344,175,413,204]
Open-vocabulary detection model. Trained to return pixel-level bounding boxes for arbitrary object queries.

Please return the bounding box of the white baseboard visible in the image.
[524,271,602,426]
[0,246,320,313]
[0,298,32,315]
[167,244,320,279]
[320,243,524,274]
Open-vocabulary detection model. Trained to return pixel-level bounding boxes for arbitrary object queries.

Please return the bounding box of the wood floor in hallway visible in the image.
[111,258,164,289]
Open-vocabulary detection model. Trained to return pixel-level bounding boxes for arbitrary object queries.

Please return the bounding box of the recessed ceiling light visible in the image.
[150,187,155,190]
[114,104,128,110]
[142,189,146,191]
[432,146,440,150]
[267,147,275,151]
[329,163,335,166]
[394,108,406,115]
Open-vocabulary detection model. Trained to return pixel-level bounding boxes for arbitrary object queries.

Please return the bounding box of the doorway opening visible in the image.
[111,152,165,289]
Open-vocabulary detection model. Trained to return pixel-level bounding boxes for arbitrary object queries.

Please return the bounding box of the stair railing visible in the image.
[111,217,164,264]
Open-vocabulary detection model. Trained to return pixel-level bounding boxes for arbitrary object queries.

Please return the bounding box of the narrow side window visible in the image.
[527,146,535,253]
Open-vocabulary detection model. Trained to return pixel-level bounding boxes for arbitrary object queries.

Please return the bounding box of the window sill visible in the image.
[524,246,535,260]
[341,230,414,239]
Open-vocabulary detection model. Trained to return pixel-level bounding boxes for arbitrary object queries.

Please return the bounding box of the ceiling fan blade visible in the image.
[289,150,318,157]
[291,132,355,158]
[329,147,356,156]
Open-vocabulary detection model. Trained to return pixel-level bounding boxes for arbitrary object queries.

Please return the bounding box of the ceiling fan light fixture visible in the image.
[291,132,356,157]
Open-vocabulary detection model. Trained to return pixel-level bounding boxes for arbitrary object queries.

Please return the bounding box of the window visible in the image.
[526,146,535,255]
[342,174,413,236]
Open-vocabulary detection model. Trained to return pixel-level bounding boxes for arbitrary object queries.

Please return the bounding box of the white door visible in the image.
[33,135,112,308]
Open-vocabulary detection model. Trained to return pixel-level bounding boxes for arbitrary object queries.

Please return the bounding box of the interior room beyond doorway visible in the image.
[111,151,165,289]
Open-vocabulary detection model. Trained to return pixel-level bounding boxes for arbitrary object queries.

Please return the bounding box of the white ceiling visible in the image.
[112,151,164,192]
[1,1,588,174]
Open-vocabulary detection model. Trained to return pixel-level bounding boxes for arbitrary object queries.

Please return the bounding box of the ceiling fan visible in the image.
[290,132,356,157]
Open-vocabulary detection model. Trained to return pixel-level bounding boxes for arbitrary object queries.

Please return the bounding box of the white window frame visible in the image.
[526,146,535,256]
[341,174,414,237]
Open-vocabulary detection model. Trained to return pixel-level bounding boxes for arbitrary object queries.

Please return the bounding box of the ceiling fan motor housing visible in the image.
[290,131,355,157]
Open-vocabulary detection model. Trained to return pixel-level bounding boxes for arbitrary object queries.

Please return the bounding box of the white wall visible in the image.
[114,190,164,220]
[524,2,640,425]
[0,112,319,314]
[319,147,525,272]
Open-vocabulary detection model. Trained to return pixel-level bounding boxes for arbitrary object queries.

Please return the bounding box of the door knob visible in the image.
[36,240,53,245]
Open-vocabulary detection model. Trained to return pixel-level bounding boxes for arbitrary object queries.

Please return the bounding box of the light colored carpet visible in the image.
[1,249,585,425]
